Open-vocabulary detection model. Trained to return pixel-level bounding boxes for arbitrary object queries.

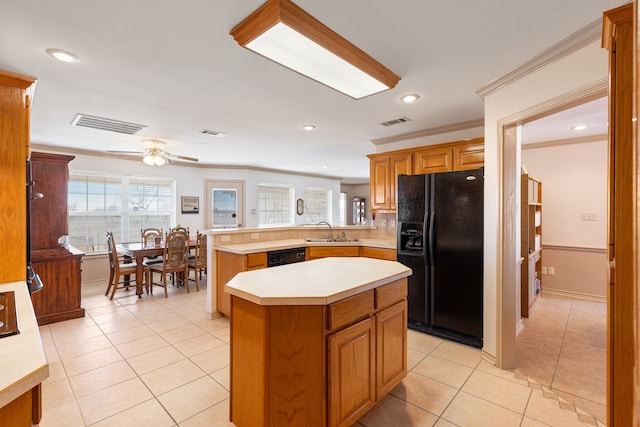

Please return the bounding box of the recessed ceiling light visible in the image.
[46,48,80,63]
[570,123,590,131]
[401,94,420,103]
[303,124,316,131]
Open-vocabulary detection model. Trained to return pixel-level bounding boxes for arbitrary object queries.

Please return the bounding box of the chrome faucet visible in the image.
[316,221,333,241]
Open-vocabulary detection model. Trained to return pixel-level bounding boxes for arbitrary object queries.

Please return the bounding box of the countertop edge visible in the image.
[226,258,412,306]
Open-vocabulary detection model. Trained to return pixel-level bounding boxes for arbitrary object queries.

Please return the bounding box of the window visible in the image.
[258,184,294,227]
[304,187,332,224]
[339,192,347,225]
[68,171,175,253]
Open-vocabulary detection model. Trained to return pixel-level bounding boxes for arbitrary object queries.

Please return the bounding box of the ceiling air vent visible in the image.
[201,129,228,138]
[380,116,411,127]
[71,114,146,135]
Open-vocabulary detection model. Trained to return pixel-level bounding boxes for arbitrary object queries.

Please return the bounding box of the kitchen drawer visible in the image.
[328,290,374,332]
[307,246,359,260]
[246,252,267,270]
[375,279,407,311]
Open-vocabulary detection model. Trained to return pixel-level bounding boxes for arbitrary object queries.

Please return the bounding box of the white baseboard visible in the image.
[541,287,606,303]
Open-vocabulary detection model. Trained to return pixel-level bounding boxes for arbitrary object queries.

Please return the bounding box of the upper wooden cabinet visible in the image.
[368,153,412,211]
[454,139,485,170]
[413,146,452,174]
[368,138,484,212]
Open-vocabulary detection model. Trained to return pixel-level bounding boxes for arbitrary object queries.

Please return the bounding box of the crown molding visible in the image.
[522,133,607,150]
[29,143,346,181]
[370,118,484,146]
[476,18,603,99]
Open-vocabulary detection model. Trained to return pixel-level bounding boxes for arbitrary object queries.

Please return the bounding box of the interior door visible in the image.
[204,180,244,229]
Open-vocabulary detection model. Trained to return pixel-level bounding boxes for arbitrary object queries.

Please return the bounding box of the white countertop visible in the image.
[216,238,396,254]
[0,281,49,409]
[225,257,411,306]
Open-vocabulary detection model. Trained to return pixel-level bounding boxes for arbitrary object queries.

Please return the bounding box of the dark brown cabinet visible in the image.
[30,152,84,325]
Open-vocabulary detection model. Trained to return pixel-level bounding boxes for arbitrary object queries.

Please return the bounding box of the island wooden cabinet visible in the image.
[368,138,484,212]
[215,250,266,316]
[230,277,408,427]
[328,281,407,426]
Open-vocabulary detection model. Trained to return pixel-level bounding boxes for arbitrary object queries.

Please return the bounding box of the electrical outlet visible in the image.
[381,219,387,227]
[541,266,547,275]
[390,219,396,227]
[581,212,597,221]
[251,233,259,240]
[547,266,555,276]
[220,235,231,242]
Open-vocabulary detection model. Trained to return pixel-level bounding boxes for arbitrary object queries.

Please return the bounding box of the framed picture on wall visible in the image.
[181,196,199,214]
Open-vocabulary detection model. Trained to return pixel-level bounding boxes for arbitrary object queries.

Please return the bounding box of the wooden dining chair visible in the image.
[105,231,138,299]
[187,232,206,290]
[141,228,164,270]
[146,230,190,297]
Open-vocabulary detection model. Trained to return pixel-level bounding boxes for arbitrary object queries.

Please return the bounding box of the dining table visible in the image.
[117,239,196,297]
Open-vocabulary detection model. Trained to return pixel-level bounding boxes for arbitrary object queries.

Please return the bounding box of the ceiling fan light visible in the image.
[143,154,156,165]
[154,156,166,166]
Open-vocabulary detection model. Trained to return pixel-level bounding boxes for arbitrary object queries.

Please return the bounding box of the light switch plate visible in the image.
[221,235,231,242]
[581,212,597,221]
[251,233,259,240]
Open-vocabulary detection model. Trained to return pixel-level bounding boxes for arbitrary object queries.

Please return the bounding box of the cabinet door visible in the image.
[389,154,412,210]
[453,140,484,171]
[246,252,267,270]
[307,246,359,260]
[328,317,375,427]
[370,156,390,210]
[215,251,246,316]
[413,147,453,174]
[376,301,407,399]
[359,247,396,261]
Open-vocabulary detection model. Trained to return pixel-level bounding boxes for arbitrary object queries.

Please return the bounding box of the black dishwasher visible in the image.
[267,247,306,267]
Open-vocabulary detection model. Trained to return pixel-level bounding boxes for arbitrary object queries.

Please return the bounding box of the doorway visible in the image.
[204,180,245,229]
[497,81,607,365]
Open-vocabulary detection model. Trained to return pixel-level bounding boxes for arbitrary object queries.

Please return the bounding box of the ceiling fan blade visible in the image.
[107,150,144,155]
[167,153,199,162]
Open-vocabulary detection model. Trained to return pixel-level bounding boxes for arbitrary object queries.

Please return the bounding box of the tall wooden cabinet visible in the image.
[0,69,44,426]
[30,152,85,325]
[368,137,484,213]
[520,173,542,318]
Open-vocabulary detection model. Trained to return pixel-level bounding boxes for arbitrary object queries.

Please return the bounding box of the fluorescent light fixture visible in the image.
[46,48,80,63]
[303,124,316,131]
[230,0,400,99]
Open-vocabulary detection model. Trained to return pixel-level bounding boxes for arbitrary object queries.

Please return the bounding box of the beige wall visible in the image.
[521,139,608,299]
[540,246,607,299]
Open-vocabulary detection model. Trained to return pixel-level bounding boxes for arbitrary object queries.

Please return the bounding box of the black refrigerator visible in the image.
[397,168,483,348]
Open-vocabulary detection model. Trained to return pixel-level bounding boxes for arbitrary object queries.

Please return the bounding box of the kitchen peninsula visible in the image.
[226,257,411,427]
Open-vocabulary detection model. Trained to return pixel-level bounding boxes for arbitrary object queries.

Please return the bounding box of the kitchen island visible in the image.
[225,257,411,427]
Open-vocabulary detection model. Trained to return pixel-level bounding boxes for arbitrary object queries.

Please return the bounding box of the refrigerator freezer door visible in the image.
[398,254,428,324]
[430,168,483,339]
[397,174,426,224]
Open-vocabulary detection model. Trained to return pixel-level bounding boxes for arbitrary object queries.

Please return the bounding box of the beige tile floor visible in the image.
[38,281,604,427]
[516,294,607,424]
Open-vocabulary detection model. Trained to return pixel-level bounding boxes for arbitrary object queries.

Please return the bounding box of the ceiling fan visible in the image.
[107,139,199,166]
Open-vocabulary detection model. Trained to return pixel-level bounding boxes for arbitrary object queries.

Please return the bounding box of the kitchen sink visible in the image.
[305,238,362,243]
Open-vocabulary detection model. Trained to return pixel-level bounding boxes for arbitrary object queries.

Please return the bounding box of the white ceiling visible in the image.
[0,0,625,183]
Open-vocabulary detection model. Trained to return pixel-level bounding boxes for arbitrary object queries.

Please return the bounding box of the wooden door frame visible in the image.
[496,82,607,369]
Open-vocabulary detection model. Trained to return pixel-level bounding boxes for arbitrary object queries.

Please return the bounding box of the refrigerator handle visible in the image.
[428,211,435,267]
